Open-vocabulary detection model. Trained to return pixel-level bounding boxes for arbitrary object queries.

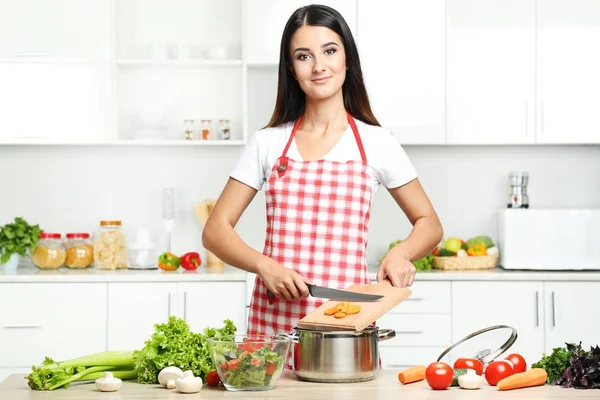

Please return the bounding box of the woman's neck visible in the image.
[300,91,347,135]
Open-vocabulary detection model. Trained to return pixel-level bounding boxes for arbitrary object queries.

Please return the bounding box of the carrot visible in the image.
[397,365,426,384]
[324,306,338,316]
[347,305,361,315]
[497,368,548,391]
[334,311,347,318]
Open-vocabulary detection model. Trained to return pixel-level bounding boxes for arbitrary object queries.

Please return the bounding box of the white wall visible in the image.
[1,144,598,266]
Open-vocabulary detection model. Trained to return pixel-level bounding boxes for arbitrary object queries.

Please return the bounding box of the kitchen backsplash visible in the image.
[1,144,598,266]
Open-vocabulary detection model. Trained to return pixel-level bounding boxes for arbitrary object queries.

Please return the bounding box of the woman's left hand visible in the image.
[377,246,416,288]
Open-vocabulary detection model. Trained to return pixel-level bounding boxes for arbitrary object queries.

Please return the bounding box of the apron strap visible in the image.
[279,112,367,164]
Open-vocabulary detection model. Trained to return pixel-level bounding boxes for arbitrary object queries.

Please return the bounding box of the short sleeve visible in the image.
[229,132,266,191]
[374,131,418,188]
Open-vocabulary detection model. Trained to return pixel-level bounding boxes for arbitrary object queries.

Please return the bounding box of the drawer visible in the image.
[380,346,449,369]
[0,283,107,367]
[372,280,451,314]
[376,314,451,347]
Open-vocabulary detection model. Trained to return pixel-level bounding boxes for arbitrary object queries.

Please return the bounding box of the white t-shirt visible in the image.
[230,119,418,198]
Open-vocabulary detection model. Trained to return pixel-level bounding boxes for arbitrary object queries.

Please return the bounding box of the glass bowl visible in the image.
[207,334,291,391]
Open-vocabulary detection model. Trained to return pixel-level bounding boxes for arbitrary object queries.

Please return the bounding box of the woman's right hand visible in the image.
[258,262,310,301]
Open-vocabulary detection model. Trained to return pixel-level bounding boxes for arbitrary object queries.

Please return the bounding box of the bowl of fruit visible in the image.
[432,236,499,270]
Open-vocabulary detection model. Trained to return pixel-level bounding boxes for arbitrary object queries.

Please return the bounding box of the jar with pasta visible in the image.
[31,233,67,269]
[93,220,128,270]
[64,233,94,268]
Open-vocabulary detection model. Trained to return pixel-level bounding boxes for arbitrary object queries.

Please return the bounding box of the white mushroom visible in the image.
[95,371,122,392]
[175,370,203,394]
[158,366,184,389]
[458,369,483,390]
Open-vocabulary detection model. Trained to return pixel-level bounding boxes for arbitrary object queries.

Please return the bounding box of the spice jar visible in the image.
[219,119,231,140]
[200,119,212,140]
[31,233,67,269]
[64,233,94,268]
[93,220,128,270]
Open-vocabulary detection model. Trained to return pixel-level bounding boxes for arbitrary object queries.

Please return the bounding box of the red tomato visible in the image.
[485,360,514,386]
[206,370,221,386]
[425,362,454,390]
[505,353,527,373]
[453,358,483,375]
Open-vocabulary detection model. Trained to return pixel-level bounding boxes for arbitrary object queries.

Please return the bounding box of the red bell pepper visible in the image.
[158,252,180,271]
[180,251,201,270]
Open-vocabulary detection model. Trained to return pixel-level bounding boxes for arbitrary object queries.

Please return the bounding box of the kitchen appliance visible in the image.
[276,326,396,383]
[297,280,412,331]
[507,171,529,209]
[162,187,175,252]
[498,208,600,270]
[267,283,384,303]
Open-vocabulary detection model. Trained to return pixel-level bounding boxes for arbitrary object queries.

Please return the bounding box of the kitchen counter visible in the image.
[1,371,597,399]
[1,263,600,283]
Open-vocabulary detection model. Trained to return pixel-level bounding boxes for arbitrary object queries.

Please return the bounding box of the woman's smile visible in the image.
[311,76,331,84]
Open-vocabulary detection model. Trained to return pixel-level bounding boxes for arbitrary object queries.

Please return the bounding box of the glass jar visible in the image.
[201,119,212,140]
[64,233,94,268]
[219,119,231,140]
[93,220,128,270]
[183,119,194,140]
[31,233,66,269]
[127,229,158,269]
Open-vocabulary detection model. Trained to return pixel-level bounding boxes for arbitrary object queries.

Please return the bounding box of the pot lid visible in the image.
[436,324,518,368]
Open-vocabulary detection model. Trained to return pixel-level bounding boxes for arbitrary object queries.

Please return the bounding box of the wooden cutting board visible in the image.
[297,280,412,331]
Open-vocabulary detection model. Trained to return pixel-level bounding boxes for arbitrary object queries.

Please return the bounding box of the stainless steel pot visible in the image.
[275,326,395,383]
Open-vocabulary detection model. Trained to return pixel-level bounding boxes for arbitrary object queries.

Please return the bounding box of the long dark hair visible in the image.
[265,4,380,128]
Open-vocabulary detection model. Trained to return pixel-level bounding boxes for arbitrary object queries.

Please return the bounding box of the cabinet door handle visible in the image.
[535,291,539,327]
[184,292,188,320]
[551,291,556,327]
[168,292,172,317]
[3,324,42,329]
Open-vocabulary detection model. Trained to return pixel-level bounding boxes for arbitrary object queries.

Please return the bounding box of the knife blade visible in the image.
[306,283,383,302]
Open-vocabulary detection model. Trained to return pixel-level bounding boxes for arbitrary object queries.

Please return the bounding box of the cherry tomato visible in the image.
[425,362,454,390]
[485,360,514,386]
[505,353,527,374]
[453,358,483,375]
[206,370,221,386]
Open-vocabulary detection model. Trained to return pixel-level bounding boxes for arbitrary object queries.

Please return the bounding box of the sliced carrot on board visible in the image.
[347,305,361,315]
[496,368,547,391]
[334,312,347,319]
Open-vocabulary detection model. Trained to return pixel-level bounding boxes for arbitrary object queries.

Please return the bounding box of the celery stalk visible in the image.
[77,369,137,382]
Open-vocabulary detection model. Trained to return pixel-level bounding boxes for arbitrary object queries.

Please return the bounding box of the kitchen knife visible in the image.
[267,284,384,302]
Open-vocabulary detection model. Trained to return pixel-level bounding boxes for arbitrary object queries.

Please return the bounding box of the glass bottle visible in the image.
[183,119,194,140]
[201,119,212,140]
[31,233,66,269]
[219,119,231,140]
[93,220,128,270]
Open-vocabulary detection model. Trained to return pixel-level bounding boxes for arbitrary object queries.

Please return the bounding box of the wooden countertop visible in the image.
[1,370,597,399]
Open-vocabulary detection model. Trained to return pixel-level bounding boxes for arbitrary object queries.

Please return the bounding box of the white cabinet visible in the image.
[107,282,177,350]
[0,283,106,367]
[245,0,358,65]
[178,282,248,336]
[358,0,445,144]
[544,282,600,352]
[536,0,600,144]
[447,0,536,145]
[452,282,545,365]
[375,281,452,368]
[0,0,111,61]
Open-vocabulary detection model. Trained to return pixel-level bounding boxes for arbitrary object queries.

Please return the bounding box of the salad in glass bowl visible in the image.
[207,334,291,391]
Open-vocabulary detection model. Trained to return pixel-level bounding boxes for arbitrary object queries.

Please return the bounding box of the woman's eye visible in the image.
[297,54,311,61]
[325,48,336,55]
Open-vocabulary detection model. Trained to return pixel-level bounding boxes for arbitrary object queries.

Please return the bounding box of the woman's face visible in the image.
[289,25,347,101]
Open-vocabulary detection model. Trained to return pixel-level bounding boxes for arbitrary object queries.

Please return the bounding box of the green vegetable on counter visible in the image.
[133,316,237,384]
[26,351,136,391]
[531,343,576,384]
[466,235,494,249]
[0,217,42,264]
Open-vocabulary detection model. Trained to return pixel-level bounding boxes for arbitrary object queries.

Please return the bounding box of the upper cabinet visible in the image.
[447,0,536,145]
[245,0,357,65]
[536,0,600,144]
[0,0,111,62]
[358,0,446,145]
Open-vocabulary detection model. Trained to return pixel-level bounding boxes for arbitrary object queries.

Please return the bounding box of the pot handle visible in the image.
[274,332,299,343]
[377,329,396,342]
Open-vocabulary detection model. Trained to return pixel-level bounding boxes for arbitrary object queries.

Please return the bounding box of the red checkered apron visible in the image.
[247,112,373,369]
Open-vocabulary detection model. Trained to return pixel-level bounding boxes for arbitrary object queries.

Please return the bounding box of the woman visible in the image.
[203,5,442,344]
